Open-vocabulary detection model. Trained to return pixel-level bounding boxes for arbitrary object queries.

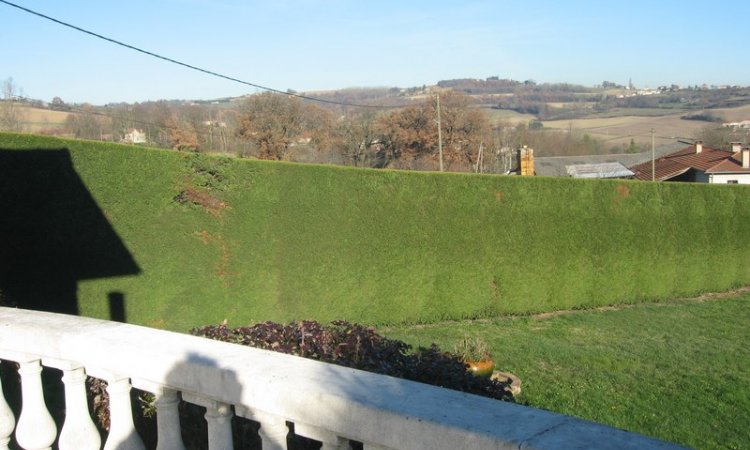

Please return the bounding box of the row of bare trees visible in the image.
[233,90,633,172]
[61,100,245,154]
[233,90,511,172]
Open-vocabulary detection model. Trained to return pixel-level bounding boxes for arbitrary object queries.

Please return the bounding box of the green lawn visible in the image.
[383,293,750,449]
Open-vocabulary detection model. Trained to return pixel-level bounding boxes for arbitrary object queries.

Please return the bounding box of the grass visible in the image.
[713,103,750,122]
[480,106,537,124]
[383,292,750,449]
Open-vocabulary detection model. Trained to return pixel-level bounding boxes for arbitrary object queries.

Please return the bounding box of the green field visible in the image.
[16,105,73,132]
[480,106,537,124]
[2,133,750,332]
[384,292,750,449]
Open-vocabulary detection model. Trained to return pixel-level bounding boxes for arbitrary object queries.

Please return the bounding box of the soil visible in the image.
[384,286,750,331]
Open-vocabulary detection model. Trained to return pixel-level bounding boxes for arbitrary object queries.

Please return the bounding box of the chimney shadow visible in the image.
[108,291,127,323]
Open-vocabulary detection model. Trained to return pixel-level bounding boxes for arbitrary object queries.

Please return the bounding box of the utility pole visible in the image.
[651,128,655,181]
[475,142,484,173]
[436,94,444,172]
[207,110,214,152]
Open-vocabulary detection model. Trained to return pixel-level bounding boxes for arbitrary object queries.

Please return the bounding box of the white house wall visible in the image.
[709,173,750,184]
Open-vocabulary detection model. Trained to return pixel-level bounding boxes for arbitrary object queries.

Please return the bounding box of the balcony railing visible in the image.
[0,307,683,450]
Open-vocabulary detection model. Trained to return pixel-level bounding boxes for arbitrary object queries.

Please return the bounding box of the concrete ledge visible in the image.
[0,307,686,449]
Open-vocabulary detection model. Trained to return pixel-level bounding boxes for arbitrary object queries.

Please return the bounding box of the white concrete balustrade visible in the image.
[0,307,684,450]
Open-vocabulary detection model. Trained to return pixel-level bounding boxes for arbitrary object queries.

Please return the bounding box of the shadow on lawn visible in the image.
[0,148,140,316]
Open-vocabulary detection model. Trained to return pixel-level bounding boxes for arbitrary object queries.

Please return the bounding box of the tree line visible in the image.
[3,80,660,171]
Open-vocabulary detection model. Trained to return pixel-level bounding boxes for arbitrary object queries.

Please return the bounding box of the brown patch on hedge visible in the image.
[616,184,630,199]
[196,229,237,287]
[174,187,229,216]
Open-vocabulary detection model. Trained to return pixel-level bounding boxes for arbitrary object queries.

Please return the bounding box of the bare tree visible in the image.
[0,77,25,132]
[235,92,335,161]
[63,105,110,140]
[375,90,489,170]
[336,111,379,167]
[236,92,304,160]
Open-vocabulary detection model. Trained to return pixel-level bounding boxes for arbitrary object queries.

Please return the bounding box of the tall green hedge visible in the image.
[2,133,749,330]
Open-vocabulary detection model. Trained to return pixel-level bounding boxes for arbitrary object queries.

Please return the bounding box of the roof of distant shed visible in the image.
[565,162,634,179]
[534,144,682,177]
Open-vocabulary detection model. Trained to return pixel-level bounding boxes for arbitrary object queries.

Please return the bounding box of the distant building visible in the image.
[722,120,750,129]
[629,141,750,184]
[122,129,146,144]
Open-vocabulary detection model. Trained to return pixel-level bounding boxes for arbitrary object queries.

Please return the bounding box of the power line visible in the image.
[0,0,390,109]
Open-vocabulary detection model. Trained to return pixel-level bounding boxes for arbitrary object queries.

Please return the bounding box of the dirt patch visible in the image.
[531,286,750,320]
[174,187,229,217]
[494,191,504,204]
[383,286,750,331]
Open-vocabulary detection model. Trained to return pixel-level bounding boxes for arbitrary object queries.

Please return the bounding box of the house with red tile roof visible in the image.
[629,141,750,184]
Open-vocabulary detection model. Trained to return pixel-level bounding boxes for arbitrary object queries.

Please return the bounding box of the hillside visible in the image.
[15,105,72,133]
[2,133,749,331]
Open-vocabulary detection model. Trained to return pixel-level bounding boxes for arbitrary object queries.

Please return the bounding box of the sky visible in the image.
[2,0,749,105]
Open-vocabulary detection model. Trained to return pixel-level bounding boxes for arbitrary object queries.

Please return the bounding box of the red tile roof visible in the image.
[629,145,747,181]
[705,152,750,174]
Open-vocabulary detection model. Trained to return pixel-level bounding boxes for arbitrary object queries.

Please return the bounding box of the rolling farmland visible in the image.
[540,104,750,147]
[16,106,71,132]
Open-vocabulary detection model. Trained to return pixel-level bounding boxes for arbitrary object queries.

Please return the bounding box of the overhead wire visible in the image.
[0,0,392,109]
[0,0,715,145]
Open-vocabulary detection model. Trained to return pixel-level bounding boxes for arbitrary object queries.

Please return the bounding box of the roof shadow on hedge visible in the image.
[0,148,140,316]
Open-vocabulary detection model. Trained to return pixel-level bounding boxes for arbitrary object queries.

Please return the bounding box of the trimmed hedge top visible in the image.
[2,133,749,330]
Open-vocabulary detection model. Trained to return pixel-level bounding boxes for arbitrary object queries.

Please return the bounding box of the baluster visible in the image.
[256,415,288,450]
[15,360,56,450]
[236,407,288,450]
[103,377,145,450]
[294,423,349,450]
[154,388,186,450]
[182,393,233,450]
[58,367,100,450]
[204,402,233,450]
[0,369,16,450]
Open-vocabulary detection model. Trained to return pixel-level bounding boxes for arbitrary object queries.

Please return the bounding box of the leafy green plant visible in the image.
[453,335,492,362]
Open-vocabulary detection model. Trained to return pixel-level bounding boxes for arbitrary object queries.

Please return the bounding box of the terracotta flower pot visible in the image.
[466,359,495,378]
